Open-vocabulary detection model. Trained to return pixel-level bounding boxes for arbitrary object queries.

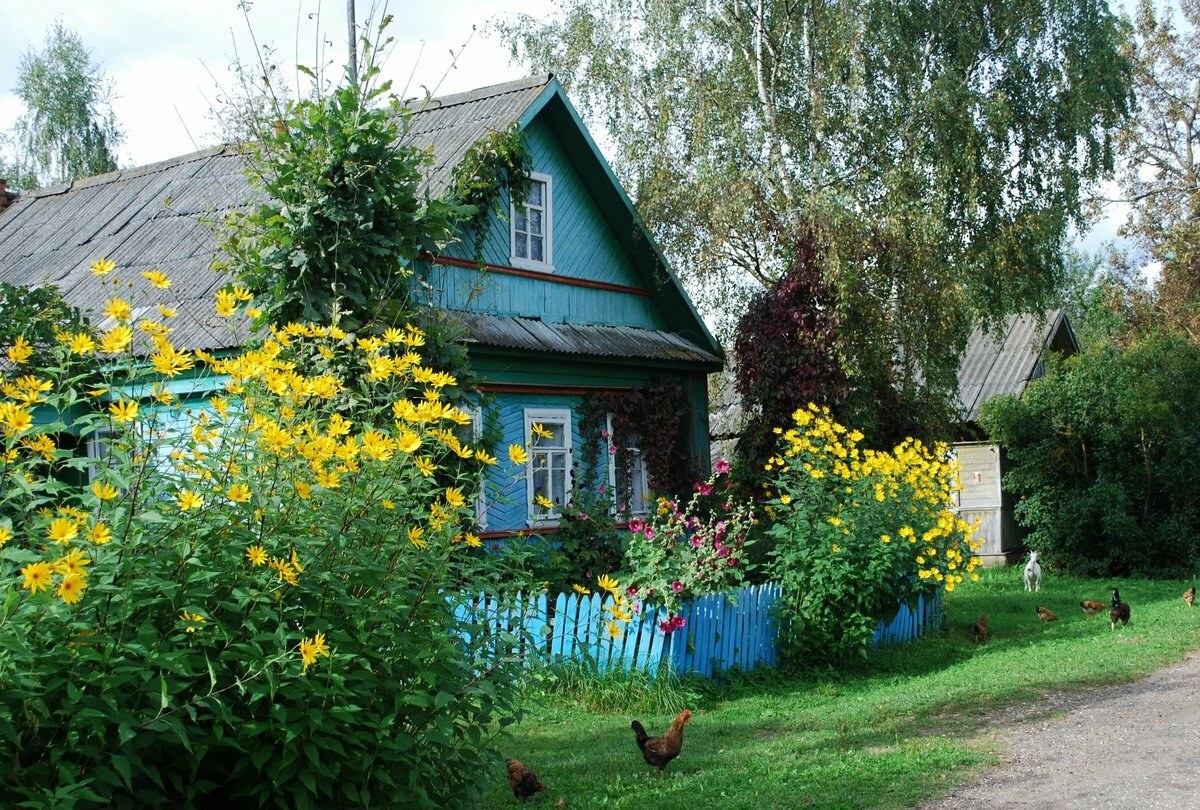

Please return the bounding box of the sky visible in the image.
[0,0,554,169]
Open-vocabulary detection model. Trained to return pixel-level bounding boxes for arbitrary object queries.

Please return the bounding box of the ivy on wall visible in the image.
[449,123,533,262]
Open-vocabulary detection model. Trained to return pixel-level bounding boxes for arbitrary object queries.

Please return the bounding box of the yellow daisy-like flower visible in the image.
[47,517,79,545]
[295,481,313,499]
[597,574,620,596]
[177,490,204,511]
[157,304,177,318]
[534,494,554,511]
[89,257,116,276]
[298,632,331,674]
[88,522,112,545]
[109,399,139,423]
[475,449,498,466]
[68,333,96,355]
[444,486,466,509]
[414,457,436,477]
[530,422,554,440]
[245,545,267,566]
[102,297,133,322]
[142,270,171,289]
[99,325,134,354]
[91,481,119,501]
[7,336,33,364]
[0,527,12,547]
[180,611,205,633]
[408,526,427,550]
[0,403,33,434]
[465,532,482,548]
[57,572,87,605]
[20,561,54,593]
[605,621,623,640]
[572,584,591,596]
[508,445,528,465]
[215,289,237,317]
[227,483,252,503]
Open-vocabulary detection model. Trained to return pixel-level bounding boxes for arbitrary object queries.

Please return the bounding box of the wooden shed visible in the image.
[953,310,1078,563]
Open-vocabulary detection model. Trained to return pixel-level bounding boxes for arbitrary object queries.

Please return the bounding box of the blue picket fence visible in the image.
[453,583,942,679]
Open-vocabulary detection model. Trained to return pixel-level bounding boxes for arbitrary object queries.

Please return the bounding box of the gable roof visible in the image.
[0,75,721,366]
[956,309,1078,423]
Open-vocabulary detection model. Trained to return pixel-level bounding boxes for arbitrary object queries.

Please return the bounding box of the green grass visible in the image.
[484,570,1200,809]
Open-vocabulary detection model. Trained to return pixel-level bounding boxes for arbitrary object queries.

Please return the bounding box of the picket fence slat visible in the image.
[452,582,941,680]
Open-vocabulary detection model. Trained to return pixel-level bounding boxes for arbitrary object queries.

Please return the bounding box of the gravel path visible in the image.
[922,652,1200,809]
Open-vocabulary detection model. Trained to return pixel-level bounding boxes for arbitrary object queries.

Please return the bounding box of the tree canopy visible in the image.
[499,0,1134,439]
[5,20,123,190]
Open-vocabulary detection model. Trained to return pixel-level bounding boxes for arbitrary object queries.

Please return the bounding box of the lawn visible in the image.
[482,570,1200,809]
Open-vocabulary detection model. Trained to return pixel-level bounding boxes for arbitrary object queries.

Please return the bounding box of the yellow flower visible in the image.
[295,481,312,499]
[227,483,252,503]
[381,498,395,510]
[475,449,498,466]
[142,270,171,289]
[57,572,87,605]
[0,527,11,547]
[68,333,96,355]
[465,532,482,548]
[605,621,623,640]
[597,574,620,596]
[7,336,33,364]
[0,403,33,434]
[92,481,119,501]
[508,444,528,465]
[572,584,591,596]
[444,487,466,508]
[88,522,112,545]
[382,327,404,343]
[180,611,205,633]
[832,544,841,553]
[246,545,267,566]
[102,297,133,322]
[298,632,331,674]
[779,493,792,505]
[47,518,79,545]
[530,422,554,440]
[880,534,891,544]
[408,526,427,549]
[109,400,139,423]
[89,257,116,276]
[177,490,204,511]
[534,494,554,511]
[215,289,237,317]
[99,325,133,354]
[20,561,54,593]
[414,457,436,477]
[157,304,177,318]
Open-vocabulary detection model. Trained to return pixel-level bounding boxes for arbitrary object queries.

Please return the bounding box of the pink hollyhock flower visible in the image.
[598,485,606,495]
[671,580,684,593]
[627,586,639,597]
[714,521,728,543]
[600,430,610,439]
[644,527,655,539]
[727,557,739,567]
[629,518,644,534]
[659,619,675,633]
[690,536,703,548]
[714,459,730,474]
[633,601,642,615]
[672,616,687,630]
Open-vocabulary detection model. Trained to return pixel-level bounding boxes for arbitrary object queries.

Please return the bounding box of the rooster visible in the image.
[1184,585,1196,608]
[631,709,691,772]
[972,612,988,643]
[506,759,545,799]
[1110,588,1131,631]
[1080,600,1107,618]
[1036,606,1058,622]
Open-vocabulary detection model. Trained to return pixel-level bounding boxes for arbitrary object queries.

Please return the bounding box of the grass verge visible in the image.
[484,570,1200,809]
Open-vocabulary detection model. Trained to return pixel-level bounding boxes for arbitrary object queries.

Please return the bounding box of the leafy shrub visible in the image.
[548,480,625,593]
[624,461,757,623]
[0,274,540,809]
[764,404,979,663]
[980,333,1200,577]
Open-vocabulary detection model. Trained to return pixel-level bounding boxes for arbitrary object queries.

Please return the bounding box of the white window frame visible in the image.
[510,172,554,272]
[86,426,115,483]
[606,414,650,518]
[464,405,489,530]
[525,408,572,525]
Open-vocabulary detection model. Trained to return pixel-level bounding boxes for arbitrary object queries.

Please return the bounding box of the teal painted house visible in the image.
[0,75,723,537]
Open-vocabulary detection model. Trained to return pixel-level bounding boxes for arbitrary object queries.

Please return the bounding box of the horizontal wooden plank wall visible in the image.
[453,583,943,679]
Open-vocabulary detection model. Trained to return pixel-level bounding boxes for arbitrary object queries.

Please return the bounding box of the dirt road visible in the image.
[922,652,1200,809]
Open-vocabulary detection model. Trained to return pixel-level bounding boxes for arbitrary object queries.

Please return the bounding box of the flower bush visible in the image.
[624,461,757,622]
[0,268,541,808]
[764,404,980,663]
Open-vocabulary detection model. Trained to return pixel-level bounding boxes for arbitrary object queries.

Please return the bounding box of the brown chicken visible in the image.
[506,759,545,799]
[1184,585,1195,608]
[1110,588,1131,631]
[1080,600,1107,618]
[1036,606,1058,622]
[972,612,988,643]
[630,709,692,771]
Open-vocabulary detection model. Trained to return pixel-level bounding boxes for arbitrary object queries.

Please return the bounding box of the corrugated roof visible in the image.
[956,310,1076,422]
[0,77,554,351]
[456,311,722,366]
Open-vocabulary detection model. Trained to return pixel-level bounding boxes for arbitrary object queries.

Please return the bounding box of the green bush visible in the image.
[0,287,539,809]
[980,332,1200,577]
[764,405,978,664]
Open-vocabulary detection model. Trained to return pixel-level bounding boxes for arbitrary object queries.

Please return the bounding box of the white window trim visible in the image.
[606,414,650,518]
[86,426,115,483]
[524,408,572,526]
[510,172,554,272]
[467,405,488,530]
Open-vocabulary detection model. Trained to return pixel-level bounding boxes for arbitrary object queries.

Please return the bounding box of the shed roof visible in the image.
[955,309,1077,422]
[0,74,721,368]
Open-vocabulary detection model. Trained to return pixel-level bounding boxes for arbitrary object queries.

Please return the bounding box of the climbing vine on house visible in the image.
[449,123,533,262]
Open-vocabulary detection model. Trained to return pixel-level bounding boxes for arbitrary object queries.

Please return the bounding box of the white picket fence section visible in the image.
[453,582,942,679]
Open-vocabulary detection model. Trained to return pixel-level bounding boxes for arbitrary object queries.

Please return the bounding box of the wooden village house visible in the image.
[0,75,724,539]
[953,310,1078,563]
